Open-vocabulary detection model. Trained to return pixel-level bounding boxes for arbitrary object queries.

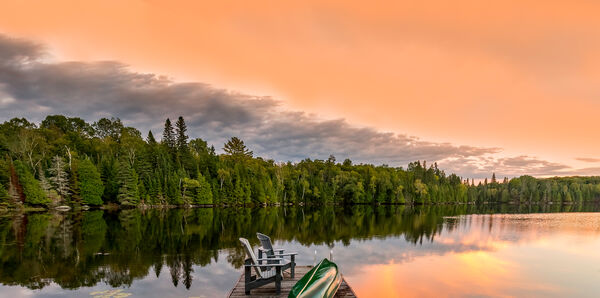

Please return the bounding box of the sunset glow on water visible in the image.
[346,213,600,297]
[0,207,598,297]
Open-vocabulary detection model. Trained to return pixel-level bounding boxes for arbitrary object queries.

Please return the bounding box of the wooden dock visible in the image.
[228,266,357,297]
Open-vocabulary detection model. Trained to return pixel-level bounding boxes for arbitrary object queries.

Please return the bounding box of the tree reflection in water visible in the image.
[0,203,596,290]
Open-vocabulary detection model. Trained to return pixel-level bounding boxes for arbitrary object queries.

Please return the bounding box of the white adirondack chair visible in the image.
[256,232,297,278]
[239,237,290,295]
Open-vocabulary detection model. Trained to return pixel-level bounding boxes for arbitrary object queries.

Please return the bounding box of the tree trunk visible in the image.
[65,146,72,170]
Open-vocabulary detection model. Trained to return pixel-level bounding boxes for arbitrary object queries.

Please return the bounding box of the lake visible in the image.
[0,204,599,297]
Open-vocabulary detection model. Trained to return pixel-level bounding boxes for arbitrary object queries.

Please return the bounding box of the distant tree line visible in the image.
[0,115,599,208]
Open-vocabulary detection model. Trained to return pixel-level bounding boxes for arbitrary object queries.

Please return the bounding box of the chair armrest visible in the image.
[258,247,286,252]
[275,252,298,256]
[245,262,289,268]
[256,257,283,262]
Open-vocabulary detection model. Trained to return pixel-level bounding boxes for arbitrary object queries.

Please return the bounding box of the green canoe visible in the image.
[288,258,342,298]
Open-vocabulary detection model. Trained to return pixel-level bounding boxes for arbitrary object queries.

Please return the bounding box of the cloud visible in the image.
[0,35,44,63]
[437,156,575,179]
[0,34,594,178]
[575,157,600,163]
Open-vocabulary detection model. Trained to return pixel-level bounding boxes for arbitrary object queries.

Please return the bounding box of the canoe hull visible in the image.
[288,258,341,298]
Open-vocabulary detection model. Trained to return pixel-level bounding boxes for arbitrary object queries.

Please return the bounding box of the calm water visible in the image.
[0,204,599,297]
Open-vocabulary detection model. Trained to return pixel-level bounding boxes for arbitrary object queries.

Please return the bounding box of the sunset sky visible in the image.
[0,0,599,178]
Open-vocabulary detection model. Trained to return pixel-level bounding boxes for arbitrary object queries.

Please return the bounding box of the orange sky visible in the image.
[0,0,599,170]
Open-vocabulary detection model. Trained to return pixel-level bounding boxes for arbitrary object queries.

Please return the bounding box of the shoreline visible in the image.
[2,200,599,213]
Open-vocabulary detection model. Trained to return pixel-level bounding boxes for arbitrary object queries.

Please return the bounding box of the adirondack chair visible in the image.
[239,237,290,295]
[256,232,297,278]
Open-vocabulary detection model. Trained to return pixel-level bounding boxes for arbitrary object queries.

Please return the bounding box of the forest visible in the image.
[1,115,599,208]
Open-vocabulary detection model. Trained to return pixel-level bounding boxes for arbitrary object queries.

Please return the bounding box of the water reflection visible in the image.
[347,213,600,297]
[0,204,598,297]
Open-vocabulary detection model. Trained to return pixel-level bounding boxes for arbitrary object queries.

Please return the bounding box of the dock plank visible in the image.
[228,266,357,297]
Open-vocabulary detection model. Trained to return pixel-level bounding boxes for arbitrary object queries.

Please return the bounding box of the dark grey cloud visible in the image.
[0,34,593,178]
[0,35,44,63]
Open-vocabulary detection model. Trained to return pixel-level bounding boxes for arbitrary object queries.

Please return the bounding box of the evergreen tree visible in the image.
[38,165,51,194]
[195,173,213,204]
[166,175,183,205]
[48,155,70,201]
[100,158,119,204]
[223,137,253,158]
[182,177,199,205]
[138,179,147,203]
[69,159,81,205]
[147,130,157,145]
[175,116,188,151]
[117,161,140,206]
[0,183,9,204]
[162,118,175,149]
[38,164,60,204]
[14,161,50,206]
[79,159,104,205]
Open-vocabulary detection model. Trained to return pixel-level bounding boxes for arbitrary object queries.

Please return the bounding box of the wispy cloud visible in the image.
[0,34,593,179]
[575,157,600,163]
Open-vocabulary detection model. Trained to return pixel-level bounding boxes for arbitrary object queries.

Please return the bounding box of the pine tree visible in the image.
[195,173,213,204]
[182,177,199,205]
[48,155,70,201]
[100,157,119,204]
[38,165,51,194]
[233,178,245,204]
[175,116,188,151]
[117,161,139,206]
[162,118,175,149]
[38,164,59,204]
[147,130,157,145]
[14,161,50,206]
[69,159,81,205]
[166,175,182,205]
[79,159,104,205]
[0,183,9,204]
[223,137,253,158]
[146,176,160,204]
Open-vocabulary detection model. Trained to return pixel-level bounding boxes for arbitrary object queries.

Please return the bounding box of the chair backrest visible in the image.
[257,232,275,257]
[239,237,264,278]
